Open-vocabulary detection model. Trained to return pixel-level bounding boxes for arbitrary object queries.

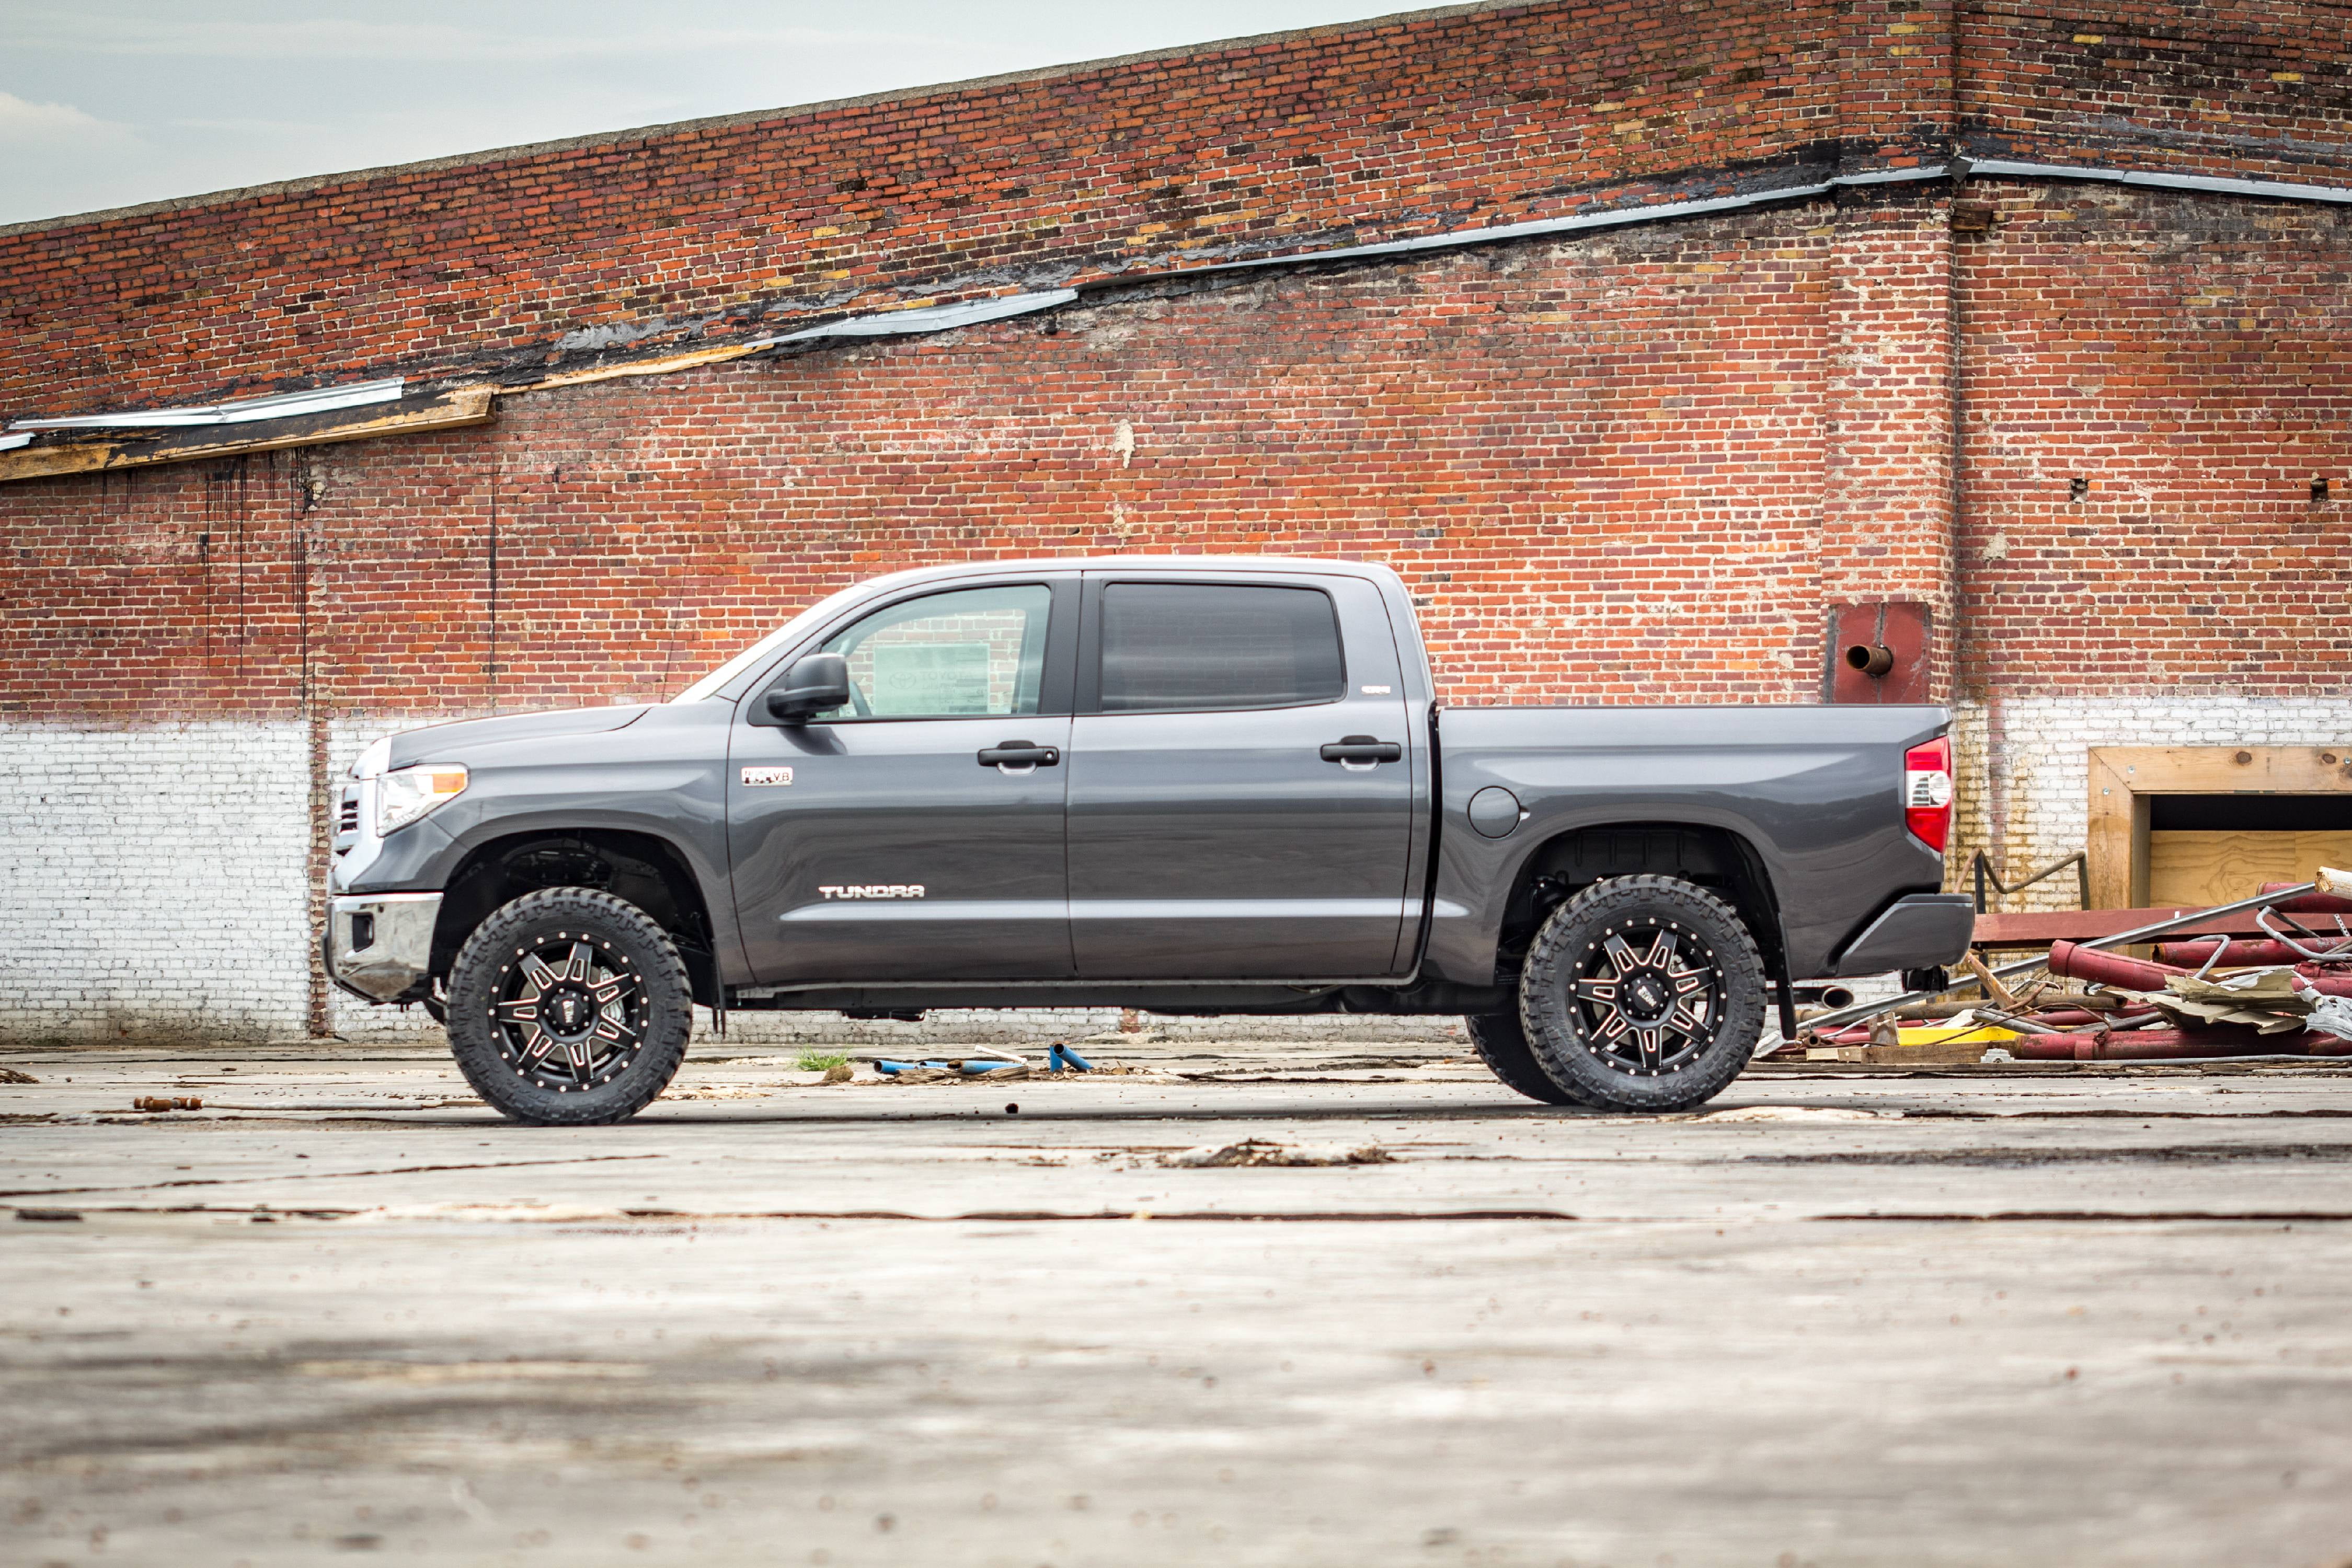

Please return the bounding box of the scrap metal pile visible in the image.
[1783,870,2352,1065]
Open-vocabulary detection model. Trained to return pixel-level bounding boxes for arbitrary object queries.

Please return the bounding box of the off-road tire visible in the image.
[1464,1012,1589,1106]
[1518,875,1765,1113]
[445,887,692,1126]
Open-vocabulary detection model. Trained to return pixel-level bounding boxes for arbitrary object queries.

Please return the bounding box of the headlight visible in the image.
[377,764,467,835]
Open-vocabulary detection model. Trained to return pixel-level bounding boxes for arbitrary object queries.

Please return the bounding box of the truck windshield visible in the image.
[667,581,871,704]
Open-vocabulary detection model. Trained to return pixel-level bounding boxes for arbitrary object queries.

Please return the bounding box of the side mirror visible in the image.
[763,653,851,725]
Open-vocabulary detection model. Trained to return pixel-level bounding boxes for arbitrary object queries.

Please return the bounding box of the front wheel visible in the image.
[444,887,693,1126]
[1517,875,1764,1112]
[1464,1012,1589,1106]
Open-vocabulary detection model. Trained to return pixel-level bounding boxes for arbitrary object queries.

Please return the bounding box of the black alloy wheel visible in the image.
[1517,875,1764,1112]
[444,887,692,1126]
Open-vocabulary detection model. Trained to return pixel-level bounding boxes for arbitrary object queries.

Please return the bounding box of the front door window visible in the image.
[813,584,1051,721]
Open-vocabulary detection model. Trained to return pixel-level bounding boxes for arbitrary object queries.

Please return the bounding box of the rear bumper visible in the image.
[1829,893,1974,977]
[324,892,442,1004]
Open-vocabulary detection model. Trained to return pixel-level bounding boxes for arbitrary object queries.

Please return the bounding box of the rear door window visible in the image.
[1098,582,1344,713]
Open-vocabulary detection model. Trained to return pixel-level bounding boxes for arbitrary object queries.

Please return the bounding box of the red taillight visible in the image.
[1903,736,1954,854]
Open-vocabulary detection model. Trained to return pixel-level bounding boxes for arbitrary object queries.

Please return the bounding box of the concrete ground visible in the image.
[5,1033,2352,1568]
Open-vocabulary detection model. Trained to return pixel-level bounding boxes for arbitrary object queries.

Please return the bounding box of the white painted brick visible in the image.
[0,722,309,1041]
[1947,696,2352,913]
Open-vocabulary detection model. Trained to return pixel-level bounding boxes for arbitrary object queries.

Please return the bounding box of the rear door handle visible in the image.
[1320,735,1403,768]
[979,741,1060,773]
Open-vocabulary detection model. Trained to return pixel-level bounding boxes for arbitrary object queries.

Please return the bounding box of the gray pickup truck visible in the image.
[326,557,1970,1125]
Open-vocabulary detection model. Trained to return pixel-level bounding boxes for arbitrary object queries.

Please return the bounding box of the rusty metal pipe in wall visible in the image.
[1843,643,1895,677]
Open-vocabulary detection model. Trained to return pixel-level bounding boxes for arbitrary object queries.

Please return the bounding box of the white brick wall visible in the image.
[0,722,311,1041]
[1948,695,2352,913]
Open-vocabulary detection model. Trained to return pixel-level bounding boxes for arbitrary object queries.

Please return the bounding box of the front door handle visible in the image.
[979,741,1061,774]
[1320,736,1403,768]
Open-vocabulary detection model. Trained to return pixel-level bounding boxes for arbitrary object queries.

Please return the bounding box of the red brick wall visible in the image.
[3,0,2349,732]
[1961,3,2352,182]
[4,206,1873,719]
[1953,183,2352,696]
[2,1,1854,420]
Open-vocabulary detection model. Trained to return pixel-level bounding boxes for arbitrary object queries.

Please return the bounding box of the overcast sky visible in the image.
[0,0,1419,227]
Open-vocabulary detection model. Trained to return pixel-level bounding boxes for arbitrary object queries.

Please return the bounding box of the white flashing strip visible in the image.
[1102,167,1949,284]
[0,431,30,451]
[10,375,405,432]
[1110,156,2352,289]
[763,289,1079,346]
[1961,157,2352,205]
[744,174,1954,353]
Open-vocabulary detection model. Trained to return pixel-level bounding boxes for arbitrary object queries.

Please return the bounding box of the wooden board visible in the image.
[2147,830,2352,910]
[1972,905,2319,948]
[0,387,494,484]
[2086,747,2352,909]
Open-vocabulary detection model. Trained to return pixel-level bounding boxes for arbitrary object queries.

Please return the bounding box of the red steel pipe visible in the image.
[2256,883,2352,915]
[2155,939,2310,967]
[2046,941,2181,991]
[2009,1029,2352,1062]
[2048,940,2352,997]
[2155,937,2352,967]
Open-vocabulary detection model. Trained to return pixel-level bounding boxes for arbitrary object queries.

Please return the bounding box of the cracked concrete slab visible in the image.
[5,1037,2352,1565]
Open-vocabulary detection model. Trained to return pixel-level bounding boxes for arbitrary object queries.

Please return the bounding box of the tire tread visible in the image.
[444,886,693,1126]
[1464,1012,1588,1106]
[1517,874,1764,1113]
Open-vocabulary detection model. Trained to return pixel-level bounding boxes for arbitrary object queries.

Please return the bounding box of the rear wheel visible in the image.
[444,887,692,1126]
[1517,875,1764,1112]
[1464,1012,1588,1106]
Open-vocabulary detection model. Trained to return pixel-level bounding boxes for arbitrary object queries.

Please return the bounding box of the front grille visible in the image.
[334,790,360,858]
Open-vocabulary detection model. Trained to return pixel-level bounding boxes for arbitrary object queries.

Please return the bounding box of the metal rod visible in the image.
[1781,881,2320,1043]
[1971,1006,2068,1037]
[2254,906,2352,962]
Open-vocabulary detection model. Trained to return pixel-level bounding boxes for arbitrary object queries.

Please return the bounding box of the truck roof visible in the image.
[849,554,1398,586]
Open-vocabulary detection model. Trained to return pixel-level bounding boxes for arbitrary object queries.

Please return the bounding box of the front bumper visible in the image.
[1829,893,1975,977]
[324,892,442,1004]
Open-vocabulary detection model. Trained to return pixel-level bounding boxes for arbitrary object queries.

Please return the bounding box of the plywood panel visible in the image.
[2087,749,2352,909]
[2146,831,2352,909]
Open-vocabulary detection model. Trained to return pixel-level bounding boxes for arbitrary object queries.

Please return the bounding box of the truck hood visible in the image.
[383,704,652,769]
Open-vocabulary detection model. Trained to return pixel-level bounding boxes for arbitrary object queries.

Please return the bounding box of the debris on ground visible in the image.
[794,1051,852,1073]
[131,1096,202,1112]
[1162,1139,1397,1168]
[0,1067,37,1084]
[1782,866,2352,1066]
[821,1062,854,1085]
[1695,1106,1901,1123]
[871,1063,1152,1086]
